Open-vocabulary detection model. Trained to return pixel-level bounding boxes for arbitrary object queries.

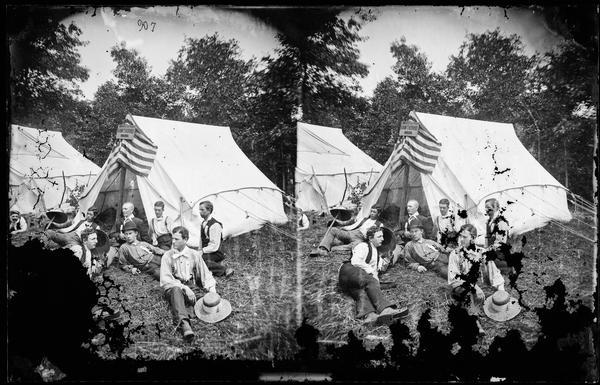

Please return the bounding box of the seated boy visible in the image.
[403,223,449,279]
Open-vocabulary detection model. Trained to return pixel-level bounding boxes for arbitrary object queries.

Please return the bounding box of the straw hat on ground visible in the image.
[194,292,232,323]
[484,290,521,322]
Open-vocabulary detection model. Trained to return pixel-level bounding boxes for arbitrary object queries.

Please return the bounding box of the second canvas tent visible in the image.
[9,125,100,214]
[295,121,382,212]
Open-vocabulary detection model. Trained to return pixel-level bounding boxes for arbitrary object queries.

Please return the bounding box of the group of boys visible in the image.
[42,200,233,341]
[312,197,518,330]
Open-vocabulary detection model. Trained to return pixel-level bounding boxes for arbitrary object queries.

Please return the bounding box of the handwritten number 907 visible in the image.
[137,19,156,32]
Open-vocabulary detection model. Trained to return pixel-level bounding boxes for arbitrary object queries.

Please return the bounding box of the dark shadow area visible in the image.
[7,239,97,381]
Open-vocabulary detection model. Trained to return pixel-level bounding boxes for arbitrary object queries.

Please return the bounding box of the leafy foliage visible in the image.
[9,8,89,125]
[8,7,594,200]
[165,33,256,126]
[242,9,374,192]
[87,44,174,163]
[446,29,537,123]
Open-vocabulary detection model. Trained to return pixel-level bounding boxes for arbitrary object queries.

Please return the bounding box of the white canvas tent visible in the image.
[358,111,572,243]
[295,122,383,212]
[9,125,100,214]
[76,115,288,247]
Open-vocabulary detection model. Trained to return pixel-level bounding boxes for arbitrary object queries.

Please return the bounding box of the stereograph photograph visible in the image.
[6,4,598,382]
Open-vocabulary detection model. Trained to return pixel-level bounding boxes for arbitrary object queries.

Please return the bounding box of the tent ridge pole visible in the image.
[116,161,127,230]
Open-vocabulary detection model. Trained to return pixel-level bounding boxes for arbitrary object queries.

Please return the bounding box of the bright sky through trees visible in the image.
[63,6,564,100]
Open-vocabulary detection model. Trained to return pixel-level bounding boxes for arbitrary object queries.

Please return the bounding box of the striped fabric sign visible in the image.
[106,124,158,177]
[390,123,442,174]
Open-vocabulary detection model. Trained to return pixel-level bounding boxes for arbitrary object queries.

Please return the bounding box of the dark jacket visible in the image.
[400,213,434,241]
[114,216,151,243]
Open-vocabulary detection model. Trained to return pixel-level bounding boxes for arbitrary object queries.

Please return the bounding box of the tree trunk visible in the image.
[563,139,569,189]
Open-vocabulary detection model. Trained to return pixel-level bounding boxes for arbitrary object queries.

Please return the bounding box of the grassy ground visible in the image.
[298,210,596,357]
[110,220,300,361]
[13,215,300,361]
[11,209,595,362]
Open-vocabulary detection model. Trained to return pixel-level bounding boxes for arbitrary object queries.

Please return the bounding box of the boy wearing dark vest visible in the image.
[338,226,409,326]
[9,210,27,234]
[198,201,234,278]
[484,198,511,274]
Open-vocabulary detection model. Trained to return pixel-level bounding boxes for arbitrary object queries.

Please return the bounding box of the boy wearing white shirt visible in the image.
[74,207,101,238]
[149,201,174,250]
[160,226,217,341]
[434,198,462,249]
[9,210,27,234]
[448,223,505,335]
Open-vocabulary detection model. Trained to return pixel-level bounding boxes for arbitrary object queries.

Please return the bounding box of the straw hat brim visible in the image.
[329,208,353,222]
[93,229,110,255]
[194,297,232,323]
[378,226,396,254]
[46,211,69,224]
[483,294,521,322]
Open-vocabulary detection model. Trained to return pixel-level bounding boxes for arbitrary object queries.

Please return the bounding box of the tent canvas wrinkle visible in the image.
[358,111,572,239]
[296,121,383,212]
[77,115,287,247]
[9,125,101,213]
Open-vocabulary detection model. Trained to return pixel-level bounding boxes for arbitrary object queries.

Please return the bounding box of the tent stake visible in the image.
[339,168,348,206]
[400,162,410,225]
[59,171,67,207]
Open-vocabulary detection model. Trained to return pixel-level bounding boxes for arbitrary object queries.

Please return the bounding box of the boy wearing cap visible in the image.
[160,226,217,341]
[114,202,151,244]
[117,221,164,280]
[399,199,434,243]
[403,223,449,279]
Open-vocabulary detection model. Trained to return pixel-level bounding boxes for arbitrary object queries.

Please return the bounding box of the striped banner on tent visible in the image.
[390,123,441,174]
[106,125,158,177]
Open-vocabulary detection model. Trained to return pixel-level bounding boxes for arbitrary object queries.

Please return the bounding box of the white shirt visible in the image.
[448,246,504,290]
[201,215,222,254]
[69,244,95,277]
[357,218,379,237]
[150,215,174,244]
[343,217,380,235]
[119,214,135,233]
[297,214,309,231]
[9,217,28,233]
[351,242,385,280]
[160,246,216,292]
[435,213,460,243]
